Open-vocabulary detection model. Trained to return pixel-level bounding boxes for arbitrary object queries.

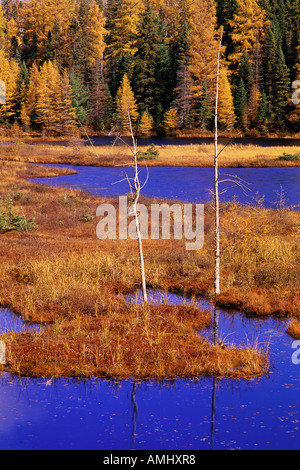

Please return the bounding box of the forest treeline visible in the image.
[0,0,299,136]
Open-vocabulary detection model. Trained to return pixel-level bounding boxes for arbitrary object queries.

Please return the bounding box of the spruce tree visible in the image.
[69,72,89,124]
[234,78,248,128]
[132,1,161,116]
[195,78,213,130]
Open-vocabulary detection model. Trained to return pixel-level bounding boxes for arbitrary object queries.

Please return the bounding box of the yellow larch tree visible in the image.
[163,108,179,135]
[24,0,76,59]
[25,62,41,125]
[139,110,154,136]
[35,61,76,134]
[116,73,139,132]
[248,84,262,127]
[188,0,221,98]
[229,0,268,66]
[218,67,236,130]
[86,1,108,68]
[107,0,144,61]
[0,4,7,50]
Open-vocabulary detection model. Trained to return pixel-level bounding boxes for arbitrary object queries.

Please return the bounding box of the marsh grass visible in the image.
[1,141,300,167]
[2,303,268,379]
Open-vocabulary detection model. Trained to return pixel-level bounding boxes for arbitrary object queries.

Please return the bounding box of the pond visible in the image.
[0,291,299,450]
[30,165,300,209]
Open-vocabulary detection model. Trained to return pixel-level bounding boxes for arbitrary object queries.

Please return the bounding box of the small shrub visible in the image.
[79,211,94,223]
[137,144,159,161]
[278,152,300,161]
[0,196,36,233]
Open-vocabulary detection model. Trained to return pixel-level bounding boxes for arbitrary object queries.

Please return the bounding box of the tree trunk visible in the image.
[213,27,223,345]
[128,112,148,304]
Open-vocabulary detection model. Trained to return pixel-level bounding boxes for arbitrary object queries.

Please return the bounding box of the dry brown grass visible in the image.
[1,304,267,380]
[1,141,300,167]
[0,159,297,379]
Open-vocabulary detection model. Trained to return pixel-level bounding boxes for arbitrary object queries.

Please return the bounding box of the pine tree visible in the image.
[272,46,290,124]
[257,90,269,134]
[173,63,194,128]
[235,51,253,96]
[196,78,214,130]
[262,25,278,100]
[234,78,248,127]
[88,65,111,131]
[70,72,89,124]
[131,1,162,116]
[106,0,143,61]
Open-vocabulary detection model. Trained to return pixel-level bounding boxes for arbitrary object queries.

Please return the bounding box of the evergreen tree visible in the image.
[272,46,290,124]
[195,78,213,130]
[257,90,269,134]
[69,72,89,124]
[132,1,162,117]
[234,78,248,127]
[173,63,194,128]
[87,65,111,131]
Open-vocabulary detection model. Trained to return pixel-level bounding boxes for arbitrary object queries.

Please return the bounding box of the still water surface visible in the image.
[0,291,299,450]
[30,165,300,209]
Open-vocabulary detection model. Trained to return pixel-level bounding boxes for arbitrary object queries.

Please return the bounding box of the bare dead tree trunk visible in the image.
[213,27,223,345]
[128,112,148,304]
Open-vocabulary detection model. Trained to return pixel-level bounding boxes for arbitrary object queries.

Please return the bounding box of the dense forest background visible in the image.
[0,0,299,136]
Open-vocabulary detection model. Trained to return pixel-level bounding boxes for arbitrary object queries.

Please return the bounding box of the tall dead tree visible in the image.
[113,110,148,304]
[128,111,148,304]
[213,26,224,345]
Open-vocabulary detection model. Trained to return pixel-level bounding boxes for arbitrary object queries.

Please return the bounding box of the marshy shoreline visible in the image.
[0,154,298,380]
[0,139,300,168]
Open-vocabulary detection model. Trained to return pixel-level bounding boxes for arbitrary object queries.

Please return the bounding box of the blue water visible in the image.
[0,291,299,450]
[30,165,300,209]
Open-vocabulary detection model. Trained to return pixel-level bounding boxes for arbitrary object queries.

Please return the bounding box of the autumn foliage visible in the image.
[0,0,299,135]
